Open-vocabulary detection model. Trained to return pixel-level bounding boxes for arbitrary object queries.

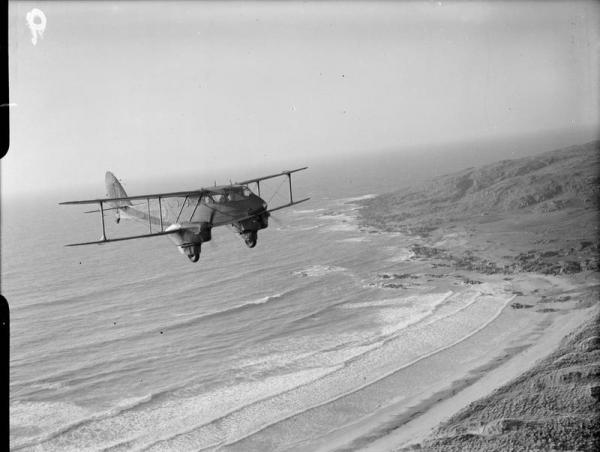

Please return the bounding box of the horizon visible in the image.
[2,130,598,205]
[3,1,599,198]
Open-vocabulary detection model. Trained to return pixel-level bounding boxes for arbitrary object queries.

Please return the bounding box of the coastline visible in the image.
[333,142,600,451]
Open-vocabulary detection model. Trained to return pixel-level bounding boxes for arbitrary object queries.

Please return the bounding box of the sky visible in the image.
[3,0,599,197]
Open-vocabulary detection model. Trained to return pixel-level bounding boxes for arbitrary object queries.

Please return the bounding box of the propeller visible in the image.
[207,209,218,248]
[269,212,283,227]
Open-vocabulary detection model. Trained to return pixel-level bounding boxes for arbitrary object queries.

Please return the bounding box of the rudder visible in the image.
[105,171,133,206]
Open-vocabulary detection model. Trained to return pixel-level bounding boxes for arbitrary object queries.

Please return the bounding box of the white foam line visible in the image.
[339,194,378,203]
[12,394,154,451]
[293,208,326,214]
[419,290,484,328]
[136,291,513,451]
[129,367,344,452]
[207,293,517,450]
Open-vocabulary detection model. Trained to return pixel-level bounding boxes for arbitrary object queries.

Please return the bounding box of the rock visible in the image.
[590,386,600,402]
[481,418,526,435]
[540,251,559,258]
[511,302,533,309]
[559,261,582,274]
[577,336,600,352]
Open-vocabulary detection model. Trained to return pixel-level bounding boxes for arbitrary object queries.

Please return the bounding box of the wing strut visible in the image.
[100,201,106,241]
[189,195,203,222]
[175,196,189,223]
[147,198,152,233]
[158,197,164,232]
[238,167,308,210]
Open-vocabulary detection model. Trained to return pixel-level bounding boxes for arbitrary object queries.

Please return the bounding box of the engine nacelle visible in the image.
[198,222,212,242]
[238,212,269,233]
[166,222,213,262]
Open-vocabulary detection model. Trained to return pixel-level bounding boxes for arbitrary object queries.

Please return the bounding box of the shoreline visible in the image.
[344,141,599,451]
[303,274,597,452]
[362,304,597,451]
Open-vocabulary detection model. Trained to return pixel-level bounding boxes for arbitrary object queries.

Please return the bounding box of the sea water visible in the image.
[4,152,518,451]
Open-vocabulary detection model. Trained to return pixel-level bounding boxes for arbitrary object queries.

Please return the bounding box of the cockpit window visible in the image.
[228,188,245,201]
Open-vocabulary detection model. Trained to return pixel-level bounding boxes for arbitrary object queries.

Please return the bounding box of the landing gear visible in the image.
[243,231,257,248]
[233,219,262,249]
[185,244,201,262]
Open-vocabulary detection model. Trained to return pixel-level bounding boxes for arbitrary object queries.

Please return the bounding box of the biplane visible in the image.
[60,167,309,262]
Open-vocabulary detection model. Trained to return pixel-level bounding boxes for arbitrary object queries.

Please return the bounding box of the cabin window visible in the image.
[228,190,244,201]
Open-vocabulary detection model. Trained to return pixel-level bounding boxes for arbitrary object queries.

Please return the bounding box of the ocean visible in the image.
[3,146,549,451]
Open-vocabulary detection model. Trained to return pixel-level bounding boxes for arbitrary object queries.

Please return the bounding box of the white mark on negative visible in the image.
[26,8,47,46]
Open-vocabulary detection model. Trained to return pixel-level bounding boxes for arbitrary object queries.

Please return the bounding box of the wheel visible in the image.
[244,231,257,248]
[186,244,201,262]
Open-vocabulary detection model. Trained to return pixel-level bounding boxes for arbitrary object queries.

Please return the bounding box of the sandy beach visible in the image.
[301,272,598,451]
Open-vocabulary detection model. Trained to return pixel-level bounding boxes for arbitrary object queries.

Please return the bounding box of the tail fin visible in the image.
[105,171,134,224]
[105,171,133,206]
[104,171,162,226]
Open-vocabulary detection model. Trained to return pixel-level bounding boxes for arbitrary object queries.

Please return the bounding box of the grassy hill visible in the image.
[359,141,599,235]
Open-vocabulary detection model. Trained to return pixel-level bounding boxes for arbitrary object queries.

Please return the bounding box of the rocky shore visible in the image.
[406,242,599,276]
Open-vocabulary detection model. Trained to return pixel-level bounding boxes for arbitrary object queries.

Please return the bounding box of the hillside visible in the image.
[359,141,599,236]
[359,141,599,276]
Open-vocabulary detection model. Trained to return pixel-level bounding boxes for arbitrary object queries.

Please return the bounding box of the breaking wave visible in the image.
[292,265,347,277]
[11,393,157,450]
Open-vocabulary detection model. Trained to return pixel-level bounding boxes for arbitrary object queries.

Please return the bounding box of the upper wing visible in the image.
[61,167,308,205]
[59,188,216,205]
[236,166,310,211]
[236,167,308,185]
